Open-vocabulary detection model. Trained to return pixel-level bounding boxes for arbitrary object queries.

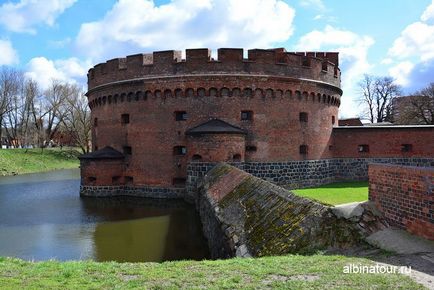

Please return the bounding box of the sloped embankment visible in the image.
[197,163,366,259]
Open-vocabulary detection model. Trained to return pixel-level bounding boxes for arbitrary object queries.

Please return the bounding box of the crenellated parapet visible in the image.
[87,48,341,91]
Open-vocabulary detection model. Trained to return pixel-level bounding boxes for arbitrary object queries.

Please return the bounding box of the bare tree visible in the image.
[358,74,401,123]
[0,67,24,147]
[394,83,434,125]
[61,86,91,153]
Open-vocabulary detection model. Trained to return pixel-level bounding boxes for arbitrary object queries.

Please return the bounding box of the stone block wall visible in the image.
[186,157,434,201]
[369,163,434,240]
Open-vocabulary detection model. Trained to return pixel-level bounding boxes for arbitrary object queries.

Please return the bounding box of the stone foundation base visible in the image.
[80,185,185,199]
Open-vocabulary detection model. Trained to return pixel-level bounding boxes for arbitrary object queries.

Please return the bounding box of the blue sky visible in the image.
[0,0,433,118]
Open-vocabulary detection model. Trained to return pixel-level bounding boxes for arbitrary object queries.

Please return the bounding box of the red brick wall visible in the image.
[332,127,434,158]
[369,163,434,240]
[88,69,340,186]
[80,159,124,186]
[187,134,246,163]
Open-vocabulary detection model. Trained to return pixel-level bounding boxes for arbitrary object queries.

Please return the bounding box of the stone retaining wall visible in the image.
[186,157,434,201]
[369,163,434,240]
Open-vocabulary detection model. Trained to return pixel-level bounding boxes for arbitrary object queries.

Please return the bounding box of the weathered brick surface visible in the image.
[369,163,434,240]
[82,47,434,195]
[197,163,370,258]
[185,157,434,202]
[85,48,342,189]
[333,127,434,158]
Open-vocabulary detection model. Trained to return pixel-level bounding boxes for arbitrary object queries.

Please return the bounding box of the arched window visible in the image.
[232,154,241,162]
[192,154,202,161]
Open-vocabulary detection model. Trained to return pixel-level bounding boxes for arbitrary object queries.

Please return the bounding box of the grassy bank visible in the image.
[0,148,80,175]
[293,181,369,206]
[0,255,420,289]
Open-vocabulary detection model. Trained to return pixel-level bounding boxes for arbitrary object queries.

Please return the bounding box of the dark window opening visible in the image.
[172,178,186,187]
[299,145,308,154]
[401,144,413,152]
[94,118,98,127]
[175,111,188,121]
[358,144,369,153]
[302,56,310,67]
[241,110,253,121]
[332,116,335,125]
[121,114,129,124]
[192,154,202,161]
[322,61,328,71]
[125,176,133,186]
[112,176,121,185]
[123,146,132,155]
[328,145,333,151]
[245,145,257,152]
[173,146,187,156]
[87,176,96,185]
[299,112,308,122]
[233,154,242,162]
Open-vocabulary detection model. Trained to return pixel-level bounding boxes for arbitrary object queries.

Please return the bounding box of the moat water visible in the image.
[0,169,209,262]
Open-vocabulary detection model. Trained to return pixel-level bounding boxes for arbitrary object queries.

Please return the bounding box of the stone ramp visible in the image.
[197,163,365,258]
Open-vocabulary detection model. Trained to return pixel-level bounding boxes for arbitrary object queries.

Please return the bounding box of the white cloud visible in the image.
[299,0,326,12]
[388,61,414,87]
[25,57,91,90]
[0,0,76,34]
[388,22,434,61]
[296,25,375,118]
[421,0,434,22]
[386,1,434,89]
[0,39,19,65]
[75,0,295,61]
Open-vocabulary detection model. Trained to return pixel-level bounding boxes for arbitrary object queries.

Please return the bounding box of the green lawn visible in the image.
[293,181,369,206]
[0,148,80,175]
[0,255,420,289]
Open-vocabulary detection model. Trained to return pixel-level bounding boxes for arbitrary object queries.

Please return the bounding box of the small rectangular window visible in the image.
[175,111,188,121]
[121,114,130,124]
[245,145,257,152]
[300,145,308,154]
[299,112,308,122]
[332,116,335,125]
[123,146,132,155]
[401,144,413,152]
[241,110,253,121]
[172,178,186,187]
[94,118,98,127]
[112,176,121,185]
[173,146,187,155]
[358,144,369,153]
[125,176,133,185]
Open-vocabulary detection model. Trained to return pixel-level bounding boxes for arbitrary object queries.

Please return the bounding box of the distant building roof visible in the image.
[78,146,125,160]
[185,119,247,136]
[338,118,363,126]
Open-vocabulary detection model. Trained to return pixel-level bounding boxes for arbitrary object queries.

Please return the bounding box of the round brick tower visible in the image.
[80,48,342,196]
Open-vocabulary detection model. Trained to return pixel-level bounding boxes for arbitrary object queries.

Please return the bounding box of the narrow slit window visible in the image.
[173,146,187,156]
[121,114,130,124]
[401,144,413,152]
[241,110,253,121]
[175,111,188,121]
[299,112,308,122]
[358,144,369,153]
[299,145,308,155]
[172,178,186,187]
[123,146,132,155]
[245,145,257,152]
